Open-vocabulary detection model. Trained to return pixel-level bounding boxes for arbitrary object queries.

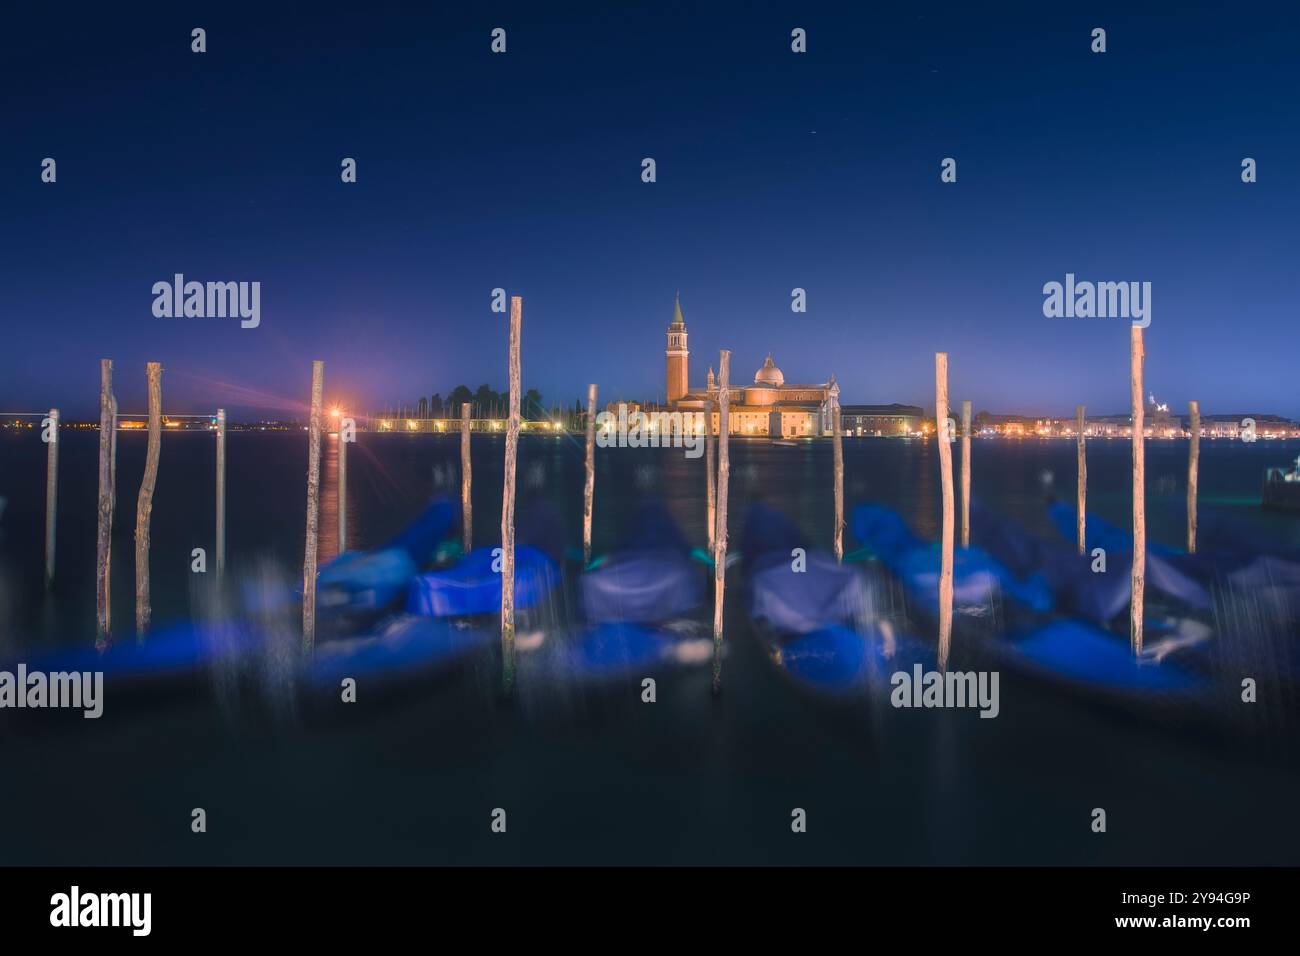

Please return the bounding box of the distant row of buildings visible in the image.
[982,405,1300,440]
[842,399,1300,441]
[656,295,1299,439]
[359,295,1297,439]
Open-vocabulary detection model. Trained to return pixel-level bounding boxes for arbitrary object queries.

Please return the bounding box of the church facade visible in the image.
[664,295,838,437]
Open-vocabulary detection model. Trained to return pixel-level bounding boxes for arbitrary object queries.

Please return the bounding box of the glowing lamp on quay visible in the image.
[328,406,343,437]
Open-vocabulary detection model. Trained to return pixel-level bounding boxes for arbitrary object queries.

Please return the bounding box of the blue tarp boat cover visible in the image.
[580,500,703,623]
[778,625,935,691]
[552,622,688,678]
[751,549,873,634]
[742,501,878,632]
[848,504,918,561]
[292,497,459,615]
[740,502,932,692]
[897,545,1053,613]
[973,499,1211,622]
[21,615,490,691]
[310,615,492,685]
[1074,550,1210,620]
[582,551,702,623]
[1047,502,1175,558]
[1228,554,1300,591]
[381,498,458,564]
[970,498,1089,598]
[969,499,1046,577]
[13,621,261,681]
[1040,502,1210,618]
[407,545,559,617]
[851,503,1053,613]
[1008,619,1204,692]
[318,548,417,612]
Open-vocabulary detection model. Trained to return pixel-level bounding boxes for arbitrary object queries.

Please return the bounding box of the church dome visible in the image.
[755,354,784,386]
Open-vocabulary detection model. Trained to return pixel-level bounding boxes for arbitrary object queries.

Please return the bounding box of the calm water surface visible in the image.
[0,431,1297,865]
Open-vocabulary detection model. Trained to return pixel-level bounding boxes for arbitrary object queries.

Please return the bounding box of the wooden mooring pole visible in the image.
[935,353,954,670]
[832,398,844,562]
[960,399,971,549]
[712,350,731,696]
[44,407,58,590]
[1130,326,1145,655]
[461,402,472,554]
[215,408,226,578]
[583,383,597,565]
[337,412,349,554]
[1076,405,1086,556]
[501,296,522,695]
[134,362,163,639]
[1188,400,1200,554]
[303,360,324,653]
[95,359,115,650]
[705,395,716,553]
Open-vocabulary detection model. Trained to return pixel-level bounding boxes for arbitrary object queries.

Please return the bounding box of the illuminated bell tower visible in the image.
[666,292,689,404]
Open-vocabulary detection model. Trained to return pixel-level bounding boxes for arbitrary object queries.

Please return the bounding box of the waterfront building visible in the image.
[840,404,925,436]
[664,294,838,437]
[1198,414,1298,439]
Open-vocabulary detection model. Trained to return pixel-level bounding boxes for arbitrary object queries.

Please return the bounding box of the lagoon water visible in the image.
[1,430,1298,864]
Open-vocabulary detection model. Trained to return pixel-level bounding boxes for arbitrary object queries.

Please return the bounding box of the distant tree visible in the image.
[474,384,497,415]
[448,385,473,415]
[523,388,543,419]
[417,396,429,418]
[430,393,444,417]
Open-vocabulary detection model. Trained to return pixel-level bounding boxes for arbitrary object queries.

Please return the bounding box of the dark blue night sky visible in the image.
[4,2,1297,419]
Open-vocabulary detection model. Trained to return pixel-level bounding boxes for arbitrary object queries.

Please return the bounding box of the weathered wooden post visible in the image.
[461,402,472,554]
[705,395,716,553]
[1130,326,1145,654]
[95,359,115,650]
[832,398,844,562]
[215,408,226,578]
[501,296,522,694]
[1076,405,1086,556]
[583,383,597,564]
[337,412,348,554]
[1188,400,1200,554]
[134,362,163,639]
[935,353,954,670]
[960,400,972,549]
[303,360,324,653]
[43,407,58,590]
[712,350,731,696]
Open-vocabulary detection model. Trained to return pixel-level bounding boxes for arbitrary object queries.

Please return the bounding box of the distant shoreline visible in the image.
[4,421,1298,442]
